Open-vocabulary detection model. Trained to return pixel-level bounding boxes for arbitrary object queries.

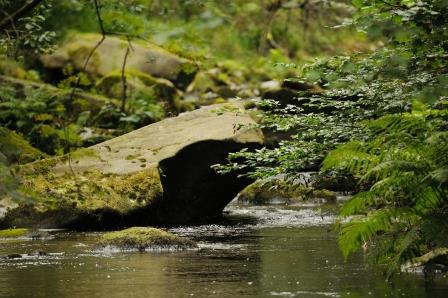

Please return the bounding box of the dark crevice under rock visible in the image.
[154,140,259,224]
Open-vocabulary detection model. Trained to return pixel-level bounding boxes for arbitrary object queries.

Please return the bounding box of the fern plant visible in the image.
[323,108,448,275]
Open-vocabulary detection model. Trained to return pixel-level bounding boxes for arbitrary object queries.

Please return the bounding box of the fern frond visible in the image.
[386,226,422,277]
[414,186,445,214]
[339,208,420,259]
[322,141,379,174]
[338,191,377,216]
[366,113,428,136]
[426,132,448,166]
[361,159,426,183]
[426,168,448,187]
[368,172,420,202]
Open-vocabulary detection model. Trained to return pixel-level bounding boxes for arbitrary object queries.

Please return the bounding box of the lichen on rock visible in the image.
[98,227,196,251]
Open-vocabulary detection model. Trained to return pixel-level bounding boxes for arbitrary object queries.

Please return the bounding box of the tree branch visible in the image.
[0,0,45,31]
[120,38,133,113]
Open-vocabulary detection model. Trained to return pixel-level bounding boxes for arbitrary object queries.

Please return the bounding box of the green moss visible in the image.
[125,154,138,160]
[238,178,338,205]
[71,148,99,161]
[96,70,157,91]
[238,179,312,205]
[0,127,47,164]
[95,69,179,114]
[19,156,61,176]
[0,228,28,238]
[0,57,38,81]
[212,98,227,104]
[19,166,162,214]
[179,62,199,75]
[243,100,257,110]
[67,45,101,75]
[310,189,337,201]
[177,101,196,112]
[96,69,175,96]
[98,227,196,250]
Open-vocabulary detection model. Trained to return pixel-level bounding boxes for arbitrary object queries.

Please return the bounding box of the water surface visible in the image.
[1,203,447,297]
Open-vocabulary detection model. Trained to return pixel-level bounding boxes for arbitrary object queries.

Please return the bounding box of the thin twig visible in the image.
[64,0,107,176]
[120,37,133,112]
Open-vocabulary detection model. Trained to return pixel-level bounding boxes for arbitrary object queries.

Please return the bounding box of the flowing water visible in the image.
[1,202,447,298]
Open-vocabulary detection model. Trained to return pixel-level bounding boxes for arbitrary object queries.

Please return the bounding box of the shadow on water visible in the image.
[0,203,447,298]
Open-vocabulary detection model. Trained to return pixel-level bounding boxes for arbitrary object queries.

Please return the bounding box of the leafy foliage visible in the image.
[325,109,447,276]
[218,0,448,275]
[0,0,56,58]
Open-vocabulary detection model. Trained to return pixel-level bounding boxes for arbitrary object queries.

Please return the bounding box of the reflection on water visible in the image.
[0,204,447,298]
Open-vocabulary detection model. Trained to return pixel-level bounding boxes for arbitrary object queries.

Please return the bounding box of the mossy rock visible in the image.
[95,69,181,113]
[238,178,312,205]
[185,68,240,104]
[19,166,163,214]
[0,57,39,81]
[6,103,263,228]
[41,33,198,89]
[0,127,46,164]
[238,178,337,205]
[98,227,196,251]
[310,189,337,202]
[1,164,163,228]
[0,228,28,238]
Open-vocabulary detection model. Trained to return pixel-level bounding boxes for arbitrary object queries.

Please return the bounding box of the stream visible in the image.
[1,201,447,298]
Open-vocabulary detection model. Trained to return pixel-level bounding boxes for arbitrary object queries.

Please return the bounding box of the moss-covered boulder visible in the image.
[95,70,181,113]
[41,33,198,90]
[0,57,39,81]
[237,178,336,205]
[98,227,196,251]
[3,103,263,228]
[237,178,311,205]
[184,61,259,105]
[0,127,46,164]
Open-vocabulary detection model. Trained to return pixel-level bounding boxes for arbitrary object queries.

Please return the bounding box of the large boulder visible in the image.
[41,33,198,90]
[2,103,263,229]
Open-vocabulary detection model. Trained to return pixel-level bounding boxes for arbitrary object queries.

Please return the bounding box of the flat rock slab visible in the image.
[6,103,263,228]
[56,103,261,175]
